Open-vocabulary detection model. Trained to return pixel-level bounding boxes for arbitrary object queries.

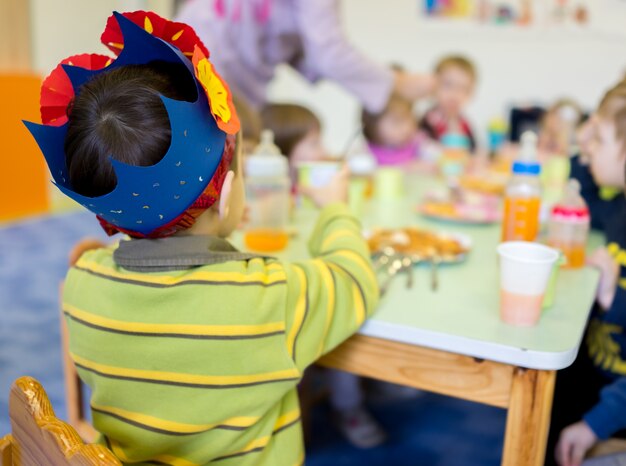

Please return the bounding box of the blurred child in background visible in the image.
[419,55,477,152]
[538,98,584,158]
[261,102,388,448]
[361,94,421,167]
[260,103,327,187]
[538,99,585,205]
[548,82,626,466]
[233,94,262,155]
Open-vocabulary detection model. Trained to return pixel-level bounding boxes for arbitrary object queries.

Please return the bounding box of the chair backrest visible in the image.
[0,377,120,466]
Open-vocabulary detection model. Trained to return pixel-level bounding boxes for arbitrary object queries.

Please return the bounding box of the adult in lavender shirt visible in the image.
[176,0,433,113]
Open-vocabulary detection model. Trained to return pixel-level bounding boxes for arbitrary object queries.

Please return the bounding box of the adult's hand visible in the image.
[394,72,436,102]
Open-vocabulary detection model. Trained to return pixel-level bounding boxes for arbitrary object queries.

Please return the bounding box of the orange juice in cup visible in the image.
[244,229,289,252]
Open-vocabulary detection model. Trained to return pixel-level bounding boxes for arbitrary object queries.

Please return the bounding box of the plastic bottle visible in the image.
[487,117,507,158]
[501,131,542,242]
[348,152,376,198]
[439,133,470,179]
[243,130,290,252]
[547,179,590,268]
[346,152,376,217]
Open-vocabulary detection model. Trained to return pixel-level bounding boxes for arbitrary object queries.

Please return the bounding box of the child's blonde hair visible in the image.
[435,55,477,82]
[544,98,584,126]
[598,82,626,153]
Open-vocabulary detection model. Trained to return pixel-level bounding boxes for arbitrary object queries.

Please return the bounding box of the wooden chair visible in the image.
[0,377,120,466]
[583,439,626,465]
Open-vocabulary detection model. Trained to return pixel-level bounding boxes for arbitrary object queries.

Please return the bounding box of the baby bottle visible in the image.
[501,131,542,242]
[547,179,590,268]
[243,130,290,252]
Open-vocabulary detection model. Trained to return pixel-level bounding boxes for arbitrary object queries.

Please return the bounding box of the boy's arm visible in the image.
[282,203,379,372]
[605,281,626,321]
[583,377,626,439]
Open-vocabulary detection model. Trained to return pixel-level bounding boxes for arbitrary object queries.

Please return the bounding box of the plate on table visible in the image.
[459,172,508,196]
[418,189,501,225]
[365,227,472,264]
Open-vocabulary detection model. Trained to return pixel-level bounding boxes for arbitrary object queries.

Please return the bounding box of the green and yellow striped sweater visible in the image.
[63,204,379,465]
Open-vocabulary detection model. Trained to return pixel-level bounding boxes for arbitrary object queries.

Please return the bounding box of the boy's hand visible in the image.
[587,247,619,310]
[555,421,597,466]
[69,238,107,266]
[299,165,349,209]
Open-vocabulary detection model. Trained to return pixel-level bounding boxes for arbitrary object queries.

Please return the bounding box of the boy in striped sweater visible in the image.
[27,11,378,465]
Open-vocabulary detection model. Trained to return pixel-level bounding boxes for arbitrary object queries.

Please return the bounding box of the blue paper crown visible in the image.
[24,12,226,235]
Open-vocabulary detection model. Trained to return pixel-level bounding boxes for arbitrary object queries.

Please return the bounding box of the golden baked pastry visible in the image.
[367,227,468,258]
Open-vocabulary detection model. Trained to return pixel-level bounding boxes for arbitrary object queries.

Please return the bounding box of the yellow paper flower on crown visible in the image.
[192,46,240,135]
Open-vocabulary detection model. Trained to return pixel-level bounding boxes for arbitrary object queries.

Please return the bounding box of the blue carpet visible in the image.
[0,212,505,465]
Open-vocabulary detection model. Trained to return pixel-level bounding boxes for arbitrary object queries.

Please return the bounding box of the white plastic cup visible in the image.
[297,162,341,208]
[496,241,559,326]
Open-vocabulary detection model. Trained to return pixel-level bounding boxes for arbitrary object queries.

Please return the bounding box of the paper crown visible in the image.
[24,11,240,236]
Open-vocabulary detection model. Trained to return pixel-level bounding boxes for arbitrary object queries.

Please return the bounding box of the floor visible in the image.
[0,212,506,465]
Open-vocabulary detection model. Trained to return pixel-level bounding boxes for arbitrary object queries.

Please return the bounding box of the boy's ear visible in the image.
[218,171,235,221]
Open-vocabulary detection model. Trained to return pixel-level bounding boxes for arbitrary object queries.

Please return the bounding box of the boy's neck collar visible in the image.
[113,235,271,272]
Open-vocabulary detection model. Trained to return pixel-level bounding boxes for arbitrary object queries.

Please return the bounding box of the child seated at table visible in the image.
[260,103,328,187]
[570,84,626,232]
[26,11,378,465]
[538,99,585,205]
[548,81,626,466]
[419,55,478,152]
[261,102,388,448]
[361,93,421,167]
[538,99,584,158]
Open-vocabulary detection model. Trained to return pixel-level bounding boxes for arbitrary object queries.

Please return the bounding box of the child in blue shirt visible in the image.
[548,82,626,466]
[570,111,626,232]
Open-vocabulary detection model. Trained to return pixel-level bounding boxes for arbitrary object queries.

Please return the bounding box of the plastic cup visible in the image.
[497,241,559,326]
[297,162,341,208]
[349,178,367,217]
[542,254,567,310]
[374,168,405,200]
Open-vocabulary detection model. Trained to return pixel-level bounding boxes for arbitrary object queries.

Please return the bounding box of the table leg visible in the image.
[502,368,556,466]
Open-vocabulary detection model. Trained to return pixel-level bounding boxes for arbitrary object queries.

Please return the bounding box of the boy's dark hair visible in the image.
[64,61,197,197]
[260,103,320,158]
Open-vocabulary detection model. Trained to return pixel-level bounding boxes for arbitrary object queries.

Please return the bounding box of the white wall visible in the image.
[267,0,626,152]
[30,0,174,74]
[30,0,626,152]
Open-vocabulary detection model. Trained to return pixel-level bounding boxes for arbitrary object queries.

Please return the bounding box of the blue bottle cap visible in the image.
[512,161,541,175]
